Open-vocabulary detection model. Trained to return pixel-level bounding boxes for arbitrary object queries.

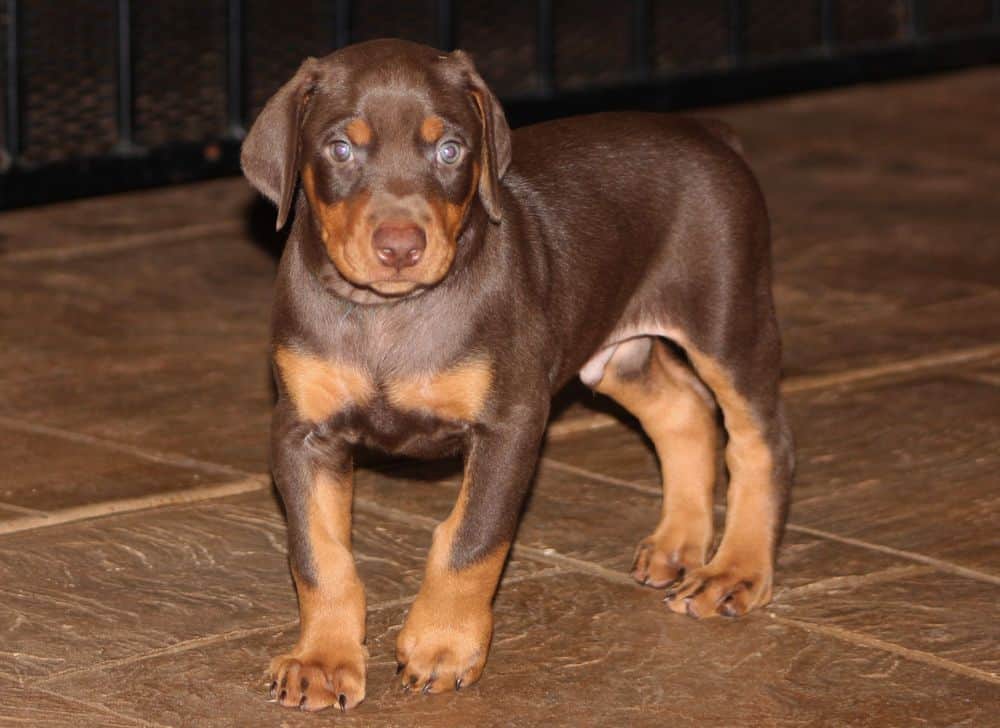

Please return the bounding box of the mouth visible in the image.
[368,279,423,296]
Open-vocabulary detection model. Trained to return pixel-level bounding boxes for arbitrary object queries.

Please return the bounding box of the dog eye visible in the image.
[330,140,353,162]
[437,141,461,165]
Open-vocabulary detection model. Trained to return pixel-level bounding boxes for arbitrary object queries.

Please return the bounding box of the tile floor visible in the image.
[1,68,998,726]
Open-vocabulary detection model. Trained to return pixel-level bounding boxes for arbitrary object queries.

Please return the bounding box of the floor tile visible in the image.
[0,423,235,512]
[43,572,1000,727]
[0,235,276,472]
[0,488,545,683]
[0,178,256,257]
[777,570,1000,675]
[788,375,1000,572]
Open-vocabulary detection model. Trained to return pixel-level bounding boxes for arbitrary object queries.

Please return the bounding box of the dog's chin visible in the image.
[368,280,423,297]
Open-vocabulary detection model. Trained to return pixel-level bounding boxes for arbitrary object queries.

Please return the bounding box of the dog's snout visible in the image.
[373,223,426,270]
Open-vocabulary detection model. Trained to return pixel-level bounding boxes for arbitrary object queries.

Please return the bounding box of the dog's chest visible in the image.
[275,345,492,452]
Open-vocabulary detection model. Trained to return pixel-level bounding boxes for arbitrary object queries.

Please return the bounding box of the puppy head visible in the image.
[241,40,511,299]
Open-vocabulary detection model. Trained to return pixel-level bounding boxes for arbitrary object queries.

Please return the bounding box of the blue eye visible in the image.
[331,140,352,162]
[437,141,461,165]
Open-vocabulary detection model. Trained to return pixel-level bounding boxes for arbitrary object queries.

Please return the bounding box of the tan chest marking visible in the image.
[275,346,374,423]
[386,358,493,422]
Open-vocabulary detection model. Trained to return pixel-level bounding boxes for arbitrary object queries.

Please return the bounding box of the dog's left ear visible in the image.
[241,57,320,230]
[450,51,511,224]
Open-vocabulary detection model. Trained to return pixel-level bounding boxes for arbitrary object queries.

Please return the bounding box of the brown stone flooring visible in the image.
[2,68,999,727]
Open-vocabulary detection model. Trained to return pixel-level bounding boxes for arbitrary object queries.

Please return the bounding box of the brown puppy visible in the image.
[242,39,794,712]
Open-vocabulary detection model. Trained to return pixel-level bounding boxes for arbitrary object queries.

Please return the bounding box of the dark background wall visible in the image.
[2,0,998,209]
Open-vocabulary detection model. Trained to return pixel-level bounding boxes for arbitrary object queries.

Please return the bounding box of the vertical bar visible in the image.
[536,0,554,96]
[335,0,352,48]
[994,0,1000,25]
[436,0,454,51]
[820,0,837,52]
[115,0,134,152]
[4,0,20,166]
[907,0,925,39]
[728,0,746,63]
[631,0,650,81]
[226,0,244,137]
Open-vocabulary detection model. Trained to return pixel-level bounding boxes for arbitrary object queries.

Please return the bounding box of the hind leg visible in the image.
[662,333,794,619]
[591,337,719,588]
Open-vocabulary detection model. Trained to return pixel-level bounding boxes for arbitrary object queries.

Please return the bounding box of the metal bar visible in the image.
[114,0,134,152]
[728,0,746,63]
[4,0,20,166]
[907,0,925,39]
[820,0,837,52]
[536,0,554,96]
[631,0,650,80]
[436,0,454,51]
[226,0,244,137]
[335,0,352,48]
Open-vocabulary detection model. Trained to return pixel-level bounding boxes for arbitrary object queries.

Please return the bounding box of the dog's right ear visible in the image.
[241,58,320,230]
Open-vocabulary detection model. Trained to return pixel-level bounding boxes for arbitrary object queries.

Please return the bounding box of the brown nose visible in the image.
[372,223,426,270]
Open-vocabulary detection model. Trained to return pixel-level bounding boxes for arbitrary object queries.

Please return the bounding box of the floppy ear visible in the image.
[240,58,319,230]
[451,51,511,224]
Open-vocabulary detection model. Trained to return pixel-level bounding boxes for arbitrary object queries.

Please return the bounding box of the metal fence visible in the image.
[2,0,999,209]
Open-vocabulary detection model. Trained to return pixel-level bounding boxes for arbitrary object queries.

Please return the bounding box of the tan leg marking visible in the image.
[396,473,507,693]
[593,338,718,588]
[269,470,367,712]
[664,347,778,618]
[386,357,493,422]
[274,346,373,424]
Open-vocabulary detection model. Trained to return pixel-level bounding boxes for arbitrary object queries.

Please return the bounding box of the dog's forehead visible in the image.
[310,42,474,131]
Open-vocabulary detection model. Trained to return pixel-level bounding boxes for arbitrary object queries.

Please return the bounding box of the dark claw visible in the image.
[300,677,309,691]
[396,662,405,675]
[279,675,288,690]
[298,695,307,709]
[339,694,347,712]
[268,680,277,697]
[422,680,434,695]
[720,601,738,618]
[279,689,287,701]
[455,678,463,692]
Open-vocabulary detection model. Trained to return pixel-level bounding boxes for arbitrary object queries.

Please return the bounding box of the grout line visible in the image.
[0,415,254,480]
[353,495,642,588]
[773,564,934,600]
[780,343,1000,394]
[0,501,47,516]
[542,458,1000,587]
[544,342,1000,441]
[37,566,566,688]
[542,457,661,496]
[0,476,269,536]
[771,614,1000,686]
[782,523,1000,586]
[0,220,245,264]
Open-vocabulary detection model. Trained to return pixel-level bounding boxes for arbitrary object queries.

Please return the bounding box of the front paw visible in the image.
[631,531,708,589]
[267,641,367,712]
[664,557,773,618]
[396,601,493,694]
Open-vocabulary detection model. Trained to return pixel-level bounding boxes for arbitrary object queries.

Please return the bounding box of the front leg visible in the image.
[268,400,366,712]
[397,406,548,693]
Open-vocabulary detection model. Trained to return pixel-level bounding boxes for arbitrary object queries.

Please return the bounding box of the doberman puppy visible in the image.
[241,38,794,712]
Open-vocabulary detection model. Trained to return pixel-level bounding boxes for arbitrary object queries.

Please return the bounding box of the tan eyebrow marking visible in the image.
[420,116,446,144]
[345,118,372,146]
